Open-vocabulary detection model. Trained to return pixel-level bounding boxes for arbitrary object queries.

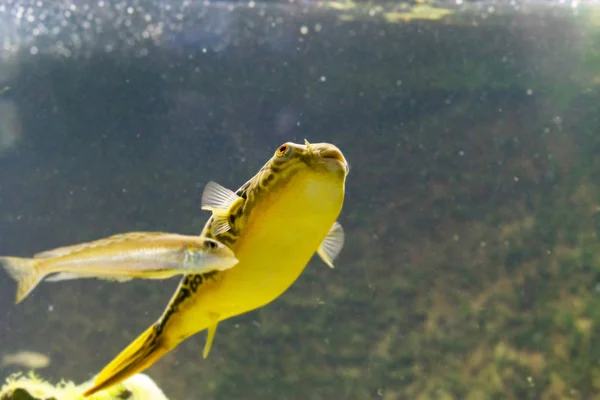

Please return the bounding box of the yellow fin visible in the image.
[83,324,166,397]
[0,256,43,303]
[203,314,220,359]
[317,221,345,269]
[211,215,232,236]
[201,181,243,235]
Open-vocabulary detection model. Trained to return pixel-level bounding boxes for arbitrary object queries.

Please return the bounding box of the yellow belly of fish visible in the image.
[172,171,344,336]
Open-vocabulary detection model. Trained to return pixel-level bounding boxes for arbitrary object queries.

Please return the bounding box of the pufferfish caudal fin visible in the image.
[200,181,244,235]
[0,256,44,304]
[317,221,345,268]
[83,324,167,397]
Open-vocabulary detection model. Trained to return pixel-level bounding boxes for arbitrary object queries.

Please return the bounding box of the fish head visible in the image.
[189,238,238,271]
[268,139,349,182]
[241,139,348,220]
[303,139,349,178]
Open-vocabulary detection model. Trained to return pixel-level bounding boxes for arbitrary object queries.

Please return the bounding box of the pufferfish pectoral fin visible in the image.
[201,181,243,235]
[317,221,345,268]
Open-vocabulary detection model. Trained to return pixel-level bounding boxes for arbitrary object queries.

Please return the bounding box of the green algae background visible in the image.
[2,2,600,400]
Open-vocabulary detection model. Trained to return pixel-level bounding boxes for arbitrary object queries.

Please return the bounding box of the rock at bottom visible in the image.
[0,371,169,400]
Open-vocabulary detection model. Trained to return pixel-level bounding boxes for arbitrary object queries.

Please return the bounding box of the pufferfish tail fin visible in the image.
[83,324,168,397]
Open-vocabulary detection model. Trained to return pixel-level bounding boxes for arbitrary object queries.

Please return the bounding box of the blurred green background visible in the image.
[2,2,600,399]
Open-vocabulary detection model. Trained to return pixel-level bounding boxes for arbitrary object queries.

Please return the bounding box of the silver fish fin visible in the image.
[203,313,220,359]
[45,272,133,283]
[34,232,168,259]
[0,257,43,304]
[34,243,92,259]
[100,275,134,283]
[317,222,345,269]
[201,181,241,214]
[45,272,80,281]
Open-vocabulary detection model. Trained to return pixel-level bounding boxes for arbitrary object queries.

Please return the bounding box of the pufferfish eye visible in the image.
[276,143,291,157]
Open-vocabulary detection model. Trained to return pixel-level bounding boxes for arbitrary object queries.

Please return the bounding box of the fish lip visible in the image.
[319,148,350,174]
[320,148,345,162]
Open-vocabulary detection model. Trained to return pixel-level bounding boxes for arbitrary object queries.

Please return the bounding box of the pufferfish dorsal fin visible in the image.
[317,221,345,268]
[201,181,244,236]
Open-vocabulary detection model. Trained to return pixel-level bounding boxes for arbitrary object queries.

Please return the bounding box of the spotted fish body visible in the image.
[84,140,349,396]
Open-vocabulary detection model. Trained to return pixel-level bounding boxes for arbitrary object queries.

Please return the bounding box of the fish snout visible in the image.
[206,249,238,271]
[317,145,349,175]
[218,255,239,271]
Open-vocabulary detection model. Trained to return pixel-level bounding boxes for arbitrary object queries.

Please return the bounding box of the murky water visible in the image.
[1,1,600,399]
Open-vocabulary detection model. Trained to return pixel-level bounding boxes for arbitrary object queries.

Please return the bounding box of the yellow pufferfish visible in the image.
[83,139,349,396]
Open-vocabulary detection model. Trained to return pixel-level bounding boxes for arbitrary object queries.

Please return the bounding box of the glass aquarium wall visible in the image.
[1,0,600,399]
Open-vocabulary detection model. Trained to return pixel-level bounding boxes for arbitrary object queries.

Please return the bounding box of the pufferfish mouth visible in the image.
[319,148,350,174]
[320,148,345,163]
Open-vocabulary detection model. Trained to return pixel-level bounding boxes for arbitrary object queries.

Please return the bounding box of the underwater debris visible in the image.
[1,351,50,370]
[0,371,169,400]
[0,98,22,155]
